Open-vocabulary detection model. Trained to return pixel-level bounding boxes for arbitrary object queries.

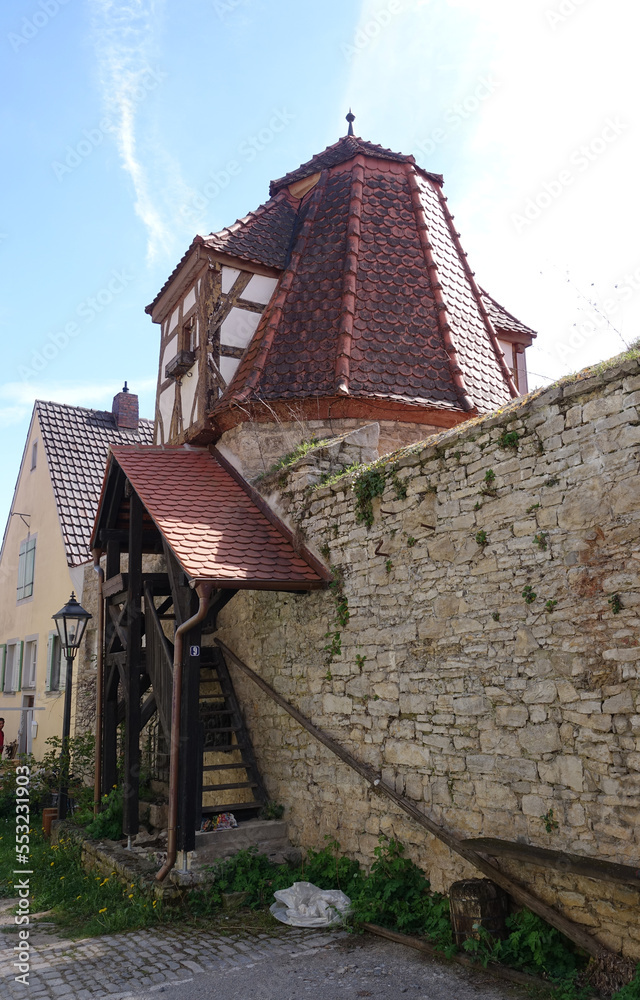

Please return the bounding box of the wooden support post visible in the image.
[178,595,202,854]
[123,490,143,838]
[102,663,119,795]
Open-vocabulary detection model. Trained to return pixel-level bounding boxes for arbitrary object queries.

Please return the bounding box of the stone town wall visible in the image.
[217,415,446,481]
[215,355,640,958]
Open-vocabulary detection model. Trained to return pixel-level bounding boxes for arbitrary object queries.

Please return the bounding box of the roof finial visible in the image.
[122,381,129,393]
[346,109,355,137]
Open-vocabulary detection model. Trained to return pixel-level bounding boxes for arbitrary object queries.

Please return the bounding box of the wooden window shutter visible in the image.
[45,635,53,692]
[16,641,24,691]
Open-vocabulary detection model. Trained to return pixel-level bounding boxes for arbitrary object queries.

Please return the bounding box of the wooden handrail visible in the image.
[215,639,612,961]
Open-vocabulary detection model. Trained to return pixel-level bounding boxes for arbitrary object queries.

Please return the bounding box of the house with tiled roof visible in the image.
[88,122,539,873]
[0,388,152,758]
[146,126,535,475]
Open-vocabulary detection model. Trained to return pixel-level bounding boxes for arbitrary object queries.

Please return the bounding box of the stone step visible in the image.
[193,818,294,864]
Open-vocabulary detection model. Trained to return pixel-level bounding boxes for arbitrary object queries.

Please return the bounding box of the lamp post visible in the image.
[52,592,92,820]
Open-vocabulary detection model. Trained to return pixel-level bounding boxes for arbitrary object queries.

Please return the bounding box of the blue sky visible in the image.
[1,0,638,525]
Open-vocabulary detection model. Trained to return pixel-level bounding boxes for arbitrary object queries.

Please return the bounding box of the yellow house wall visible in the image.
[0,410,86,759]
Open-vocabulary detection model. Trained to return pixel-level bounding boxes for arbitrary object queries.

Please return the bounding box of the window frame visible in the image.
[22,636,38,689]
[3,640,23,693]
[17,534,36,602]
[45,632,65,692]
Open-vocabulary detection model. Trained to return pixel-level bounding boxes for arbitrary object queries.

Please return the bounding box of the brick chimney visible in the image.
[112,382,139,431]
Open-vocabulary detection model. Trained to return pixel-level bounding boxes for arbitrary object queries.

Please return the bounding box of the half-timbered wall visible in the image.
[154,263,277,446]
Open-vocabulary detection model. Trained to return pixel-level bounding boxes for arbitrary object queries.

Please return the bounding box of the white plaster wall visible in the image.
[180,364,198,425]
[220,307,261,348]
[244,274,277,304]
[220,356,240,385]
[221,266,241,294]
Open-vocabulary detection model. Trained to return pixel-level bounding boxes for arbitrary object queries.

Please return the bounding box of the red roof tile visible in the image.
[217,152,520,417]
[37,400,153,567]
[269,135,442,195]
[105,446,328,589]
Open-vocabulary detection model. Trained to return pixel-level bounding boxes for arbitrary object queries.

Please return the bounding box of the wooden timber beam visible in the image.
[215,639,614,962]
[123,489,144,839]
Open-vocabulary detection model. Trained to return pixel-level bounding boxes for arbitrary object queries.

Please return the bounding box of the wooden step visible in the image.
[202,762,247,772]
[201,781,258,792]
[201,802,262,815]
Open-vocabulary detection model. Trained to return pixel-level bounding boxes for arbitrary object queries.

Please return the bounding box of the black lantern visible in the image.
[52,593,92,821]
[52,592,92,658]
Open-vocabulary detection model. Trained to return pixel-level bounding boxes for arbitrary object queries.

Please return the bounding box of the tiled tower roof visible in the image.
[209,139,535,426]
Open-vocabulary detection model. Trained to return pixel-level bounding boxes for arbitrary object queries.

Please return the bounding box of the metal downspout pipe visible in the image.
[156,581,213,882]
[92,549,104,819]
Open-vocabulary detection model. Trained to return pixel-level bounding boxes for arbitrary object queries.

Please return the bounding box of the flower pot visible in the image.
[42,808,58,838]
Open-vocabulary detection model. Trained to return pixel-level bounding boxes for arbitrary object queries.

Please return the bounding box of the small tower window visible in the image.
[30,441,37,470]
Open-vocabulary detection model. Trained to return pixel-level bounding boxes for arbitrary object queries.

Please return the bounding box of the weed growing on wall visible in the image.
[353,466,387,527]
[608,593,623,615]
[324,566,349,664]
[498,430,520,450]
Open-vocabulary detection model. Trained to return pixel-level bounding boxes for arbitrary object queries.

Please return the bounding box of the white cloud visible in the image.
[89,0,190,261]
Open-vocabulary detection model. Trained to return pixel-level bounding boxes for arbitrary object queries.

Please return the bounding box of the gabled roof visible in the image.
[94,446,329,590]
[481,289,537,341]
[36,401,153,566]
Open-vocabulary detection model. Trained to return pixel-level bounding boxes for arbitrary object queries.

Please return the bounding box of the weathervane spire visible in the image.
[346,109,355,137]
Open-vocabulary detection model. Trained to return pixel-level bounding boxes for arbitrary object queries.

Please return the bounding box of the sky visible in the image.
[1,0,638,525]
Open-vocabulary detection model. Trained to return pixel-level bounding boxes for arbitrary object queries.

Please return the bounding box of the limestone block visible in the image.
[522,680,557,705]
[495,705,529,727]
[557,479,610,529]
[514,628,541,656]
[451,694,486,716]
[538,755,584,792]
[521,794,547,816]
[474,780,517,810]
[603,691,635,714]
[518,723,561,755]
[322,694,352,715]
[466,754,497,773]
[384,740,431,768]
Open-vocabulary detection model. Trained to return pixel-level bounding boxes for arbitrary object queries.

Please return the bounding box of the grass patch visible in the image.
[255,437,329,480]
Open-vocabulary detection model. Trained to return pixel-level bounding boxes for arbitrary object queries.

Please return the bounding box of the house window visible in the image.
[181,314,197,354]
[31,441,37,470]
[17,536,36,600]
[3,641,23,692]
[46,633,65,692]
[23,639,37,689]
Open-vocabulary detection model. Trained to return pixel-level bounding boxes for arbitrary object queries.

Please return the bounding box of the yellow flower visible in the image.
[50,862,54,867]
[99,907,107,913]
[60,876,65,880]
[152,900,157,907]
[128,894,133,899]
[76,895,82,900]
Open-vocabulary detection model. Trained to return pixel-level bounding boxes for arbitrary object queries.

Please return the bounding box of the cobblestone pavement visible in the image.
[0,899,523,1000]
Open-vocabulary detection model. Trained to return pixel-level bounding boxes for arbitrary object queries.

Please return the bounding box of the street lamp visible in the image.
[52,592,92,820]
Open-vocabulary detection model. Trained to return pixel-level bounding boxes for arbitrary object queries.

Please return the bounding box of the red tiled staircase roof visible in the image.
[99,446,328,590]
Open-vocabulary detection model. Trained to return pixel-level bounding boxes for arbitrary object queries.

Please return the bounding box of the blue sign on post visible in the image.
[189,645,200,657]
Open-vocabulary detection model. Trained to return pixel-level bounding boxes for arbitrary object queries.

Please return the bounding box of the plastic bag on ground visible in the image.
[270,881,351,927]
